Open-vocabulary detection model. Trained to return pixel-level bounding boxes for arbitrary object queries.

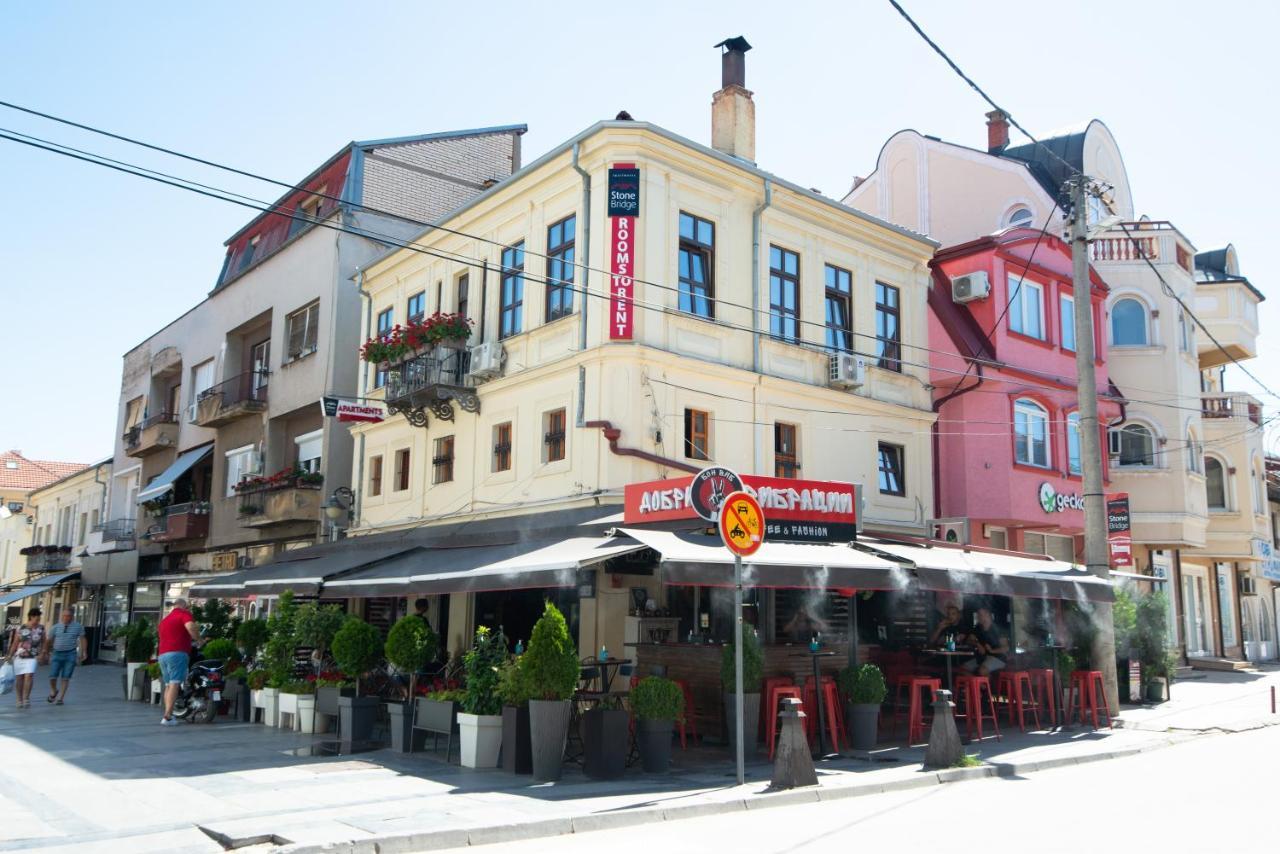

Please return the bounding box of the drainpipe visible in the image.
[751,179,772,475]
[93,462,108,523]
[584,420,700,474]
[930,364,984,521]
[572,143,593,429]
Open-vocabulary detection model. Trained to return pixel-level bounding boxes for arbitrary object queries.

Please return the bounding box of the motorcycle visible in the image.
[171,655,226,724]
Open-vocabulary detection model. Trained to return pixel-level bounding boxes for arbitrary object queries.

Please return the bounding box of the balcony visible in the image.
[22,547,72,573]
[1201,393,1264,427]
[146,502,211,543]
[195,371,269,427]
[237,484,322,528]
[93,518,137,547]
[123,412,181,457]
[1090,221,1195,274]
[384,350,479,428]
[1194,280,1260,368]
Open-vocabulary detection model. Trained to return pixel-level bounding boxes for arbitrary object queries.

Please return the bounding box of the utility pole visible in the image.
[1068,176,1118,709]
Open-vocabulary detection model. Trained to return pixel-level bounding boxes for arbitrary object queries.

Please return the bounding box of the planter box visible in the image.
[502,705,533,774]
[338,695,379,743]
[637,718,674,773]
[254,687,279,727]
[723,692,761,754]
[582,707,629,780]
[414,697,459,761]
[126,663,147,700]
[388,702,422,753]
[847,702,881,751]
[316,684,355,718]
[528,699,571,782]
[150,678,164,705]
[226,679,250,722]
[458,712,503,769]
[293,695,317,733]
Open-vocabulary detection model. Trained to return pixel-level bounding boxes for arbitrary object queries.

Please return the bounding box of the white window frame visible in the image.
[190,360,216,422]
[294,429,323,474]
[286,301,320,361]
[1111,297,1150,347]
[225,444,259,497]
[1066,412,1082,474]
[1111,422,1157,468]
[1006,207,1034,228]
[1204,455,1229,509]
[1060,294,1076,352]
[1014,398,1051,468]
[1007,274,1045,340]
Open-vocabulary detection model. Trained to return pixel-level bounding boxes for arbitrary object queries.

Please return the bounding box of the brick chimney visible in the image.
[711,36,755,162]
[986,109,1010,153]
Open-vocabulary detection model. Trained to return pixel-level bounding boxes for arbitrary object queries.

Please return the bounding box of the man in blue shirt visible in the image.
[43,609,87,704]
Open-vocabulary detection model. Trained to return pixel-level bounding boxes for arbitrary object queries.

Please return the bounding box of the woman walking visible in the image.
[6,608,47,708]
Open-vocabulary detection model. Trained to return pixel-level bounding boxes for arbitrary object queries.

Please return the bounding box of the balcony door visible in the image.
[250,340,270,400]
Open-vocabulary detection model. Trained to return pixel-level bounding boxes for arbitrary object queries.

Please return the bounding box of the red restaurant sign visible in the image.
[608,164,639,340]
[624,475,857,544]
[1106,492,1133,568]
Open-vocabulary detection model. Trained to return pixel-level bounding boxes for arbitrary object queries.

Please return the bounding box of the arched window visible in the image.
[1014,399,1050,468]
[1254,458,1266,514]
[1205,457,1227,509]
[1186,430,1202,474]
[1067,412,1082,474]
[1007,207,1034,228]
[1110,423,1155,467]
[1112,298,1148,346]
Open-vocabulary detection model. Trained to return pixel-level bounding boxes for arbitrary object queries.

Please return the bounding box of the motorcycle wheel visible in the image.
[190,699,217,724]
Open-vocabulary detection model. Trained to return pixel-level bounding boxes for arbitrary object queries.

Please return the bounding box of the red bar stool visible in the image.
[1029,668,1057,726]
[995,671,1040,732]
[1066,670,1112,730]
[893,676,941,745]
[766,684,804,758]
[953,674,1001,742]
[673,679,699,749]
[760,676,793,740]
[802,679,844,752]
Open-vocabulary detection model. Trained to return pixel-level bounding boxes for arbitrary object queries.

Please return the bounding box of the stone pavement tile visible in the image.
[20,827,223,854]
[0,794,60,843]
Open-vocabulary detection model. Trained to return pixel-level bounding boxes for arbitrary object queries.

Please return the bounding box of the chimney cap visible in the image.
[715,36,752,54]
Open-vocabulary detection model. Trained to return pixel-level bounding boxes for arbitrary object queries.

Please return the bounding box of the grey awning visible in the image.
[137,444,213,503]
[188,542,419,597]
[0,571,80,607]
[80,551,139,585]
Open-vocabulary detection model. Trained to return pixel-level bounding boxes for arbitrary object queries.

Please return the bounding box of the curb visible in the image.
[273,737,1182,854]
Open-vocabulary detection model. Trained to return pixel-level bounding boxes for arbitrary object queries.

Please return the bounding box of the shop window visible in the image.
[1014,398,1050,468]
[432,436,454,485]
[684,408,710,461]
[768,245,800,343]
[493,422,512,472]
[545,215,576,322]
[678,212,715,318]
[877,442,905,496]
[543,408,566,463]
[393,448,411,492]
[1111,298,1149,346]
[368,455,383,497]
[774,423,799,478]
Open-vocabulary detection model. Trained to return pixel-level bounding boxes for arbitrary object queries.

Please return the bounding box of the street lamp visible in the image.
[322,487,355,543]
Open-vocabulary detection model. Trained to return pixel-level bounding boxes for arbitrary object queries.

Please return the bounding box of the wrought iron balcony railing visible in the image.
[384,350,479,428]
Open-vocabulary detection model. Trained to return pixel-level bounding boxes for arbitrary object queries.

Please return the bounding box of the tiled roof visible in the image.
[0,451,88,493]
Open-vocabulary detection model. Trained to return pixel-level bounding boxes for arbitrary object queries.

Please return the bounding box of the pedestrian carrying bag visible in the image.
[0,661,14,696]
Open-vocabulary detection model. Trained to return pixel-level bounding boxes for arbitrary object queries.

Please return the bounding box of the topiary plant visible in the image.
[331,616,383,696]
[120,619,156,663]
[236,618,270,661]
[520,601,580,702]
[262,590,300,687]
[631,676,684,721]
[720,629,763,693]
[192,598,235,641]
[385,616,439,676]
[294,602,347,663]
[497,656,533,708]
[837,663,887,705]
[200,638,238,662]
[462,625,507,716]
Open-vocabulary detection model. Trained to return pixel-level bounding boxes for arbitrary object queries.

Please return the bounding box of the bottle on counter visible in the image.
[514,639,524,655]
[599,644,609,662]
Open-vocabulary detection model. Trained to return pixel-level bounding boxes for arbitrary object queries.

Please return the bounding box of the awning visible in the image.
[619,528,904,590]
[137,444,213,503]
[0,571,81,608]
[187,542,419,597]
[80,550,139,585]
[861,539,1114,603]
[326,536,646,596]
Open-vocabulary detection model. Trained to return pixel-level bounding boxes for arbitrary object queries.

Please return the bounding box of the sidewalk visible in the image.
[0,662,1276,853]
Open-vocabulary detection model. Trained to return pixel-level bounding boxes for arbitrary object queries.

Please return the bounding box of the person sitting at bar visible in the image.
[928,604,963,647]
[961,607,1008,677]
[782,606,829,644]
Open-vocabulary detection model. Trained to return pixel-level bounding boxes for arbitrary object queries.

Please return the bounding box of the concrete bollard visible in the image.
[770,697,818,789]
[923,689,964,770]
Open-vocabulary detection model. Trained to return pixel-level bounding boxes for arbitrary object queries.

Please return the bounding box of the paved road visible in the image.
[444,724,1280,854]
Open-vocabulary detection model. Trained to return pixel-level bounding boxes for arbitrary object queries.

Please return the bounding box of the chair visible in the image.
[1028,668,1057,727]
[802,676,844,752]
[953,674,1001,742]
[892,676,941,745]
[995,670,1040,732]
[767,684,804,758]
[760,676,794,740]
[1066,670,1112,730]
[673,679,700,749]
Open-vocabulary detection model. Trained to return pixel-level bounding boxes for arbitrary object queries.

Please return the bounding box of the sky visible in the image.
[3,0,1277,463]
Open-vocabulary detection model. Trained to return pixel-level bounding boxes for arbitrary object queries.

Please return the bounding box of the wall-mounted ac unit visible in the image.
[468,342,505,380]
[929,518,970,544]
[951,271,991,303]
[828,353,867,389]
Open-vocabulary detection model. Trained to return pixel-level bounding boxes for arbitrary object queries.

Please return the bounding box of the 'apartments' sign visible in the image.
[608,164,639,340]
[320,396,385,424]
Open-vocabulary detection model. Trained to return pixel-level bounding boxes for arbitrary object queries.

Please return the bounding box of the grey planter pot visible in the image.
[132,666,150,702]
[316,684,355,717]
[1145,680,1166,704]
[502,705,533,774]
[637,718,675,773]
[338,695,379,743]
[848,703,880,751]
[528,699,571,782]
[722,691,761,754]
[387,702,419,752]
[583,707,629,780]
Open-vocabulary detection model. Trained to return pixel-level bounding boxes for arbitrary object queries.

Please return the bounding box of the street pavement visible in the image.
[0,662,1276,853]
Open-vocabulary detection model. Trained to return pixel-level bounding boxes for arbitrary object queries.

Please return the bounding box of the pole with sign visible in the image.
[719,490,764,786]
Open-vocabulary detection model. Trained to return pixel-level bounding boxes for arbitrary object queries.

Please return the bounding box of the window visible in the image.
[546,215,576,322]
[1111,298,1148,346]
[988,527,1008,550]
[824,265,852,352]
[190,360,215,421]
[166,383,182,418]
[543,408,566,463]
[1178,309,1191,352]
[1254,460,1266,514]
[1007,207,1034,228]
[393,448,411,492]
[237,236,258,273]
[493,422,512,472]
[1067,412,1082,474]
[375,307,394,388]
[407,291,426,324]
[878,442,905,496]
[124,396,144,431]
[368,455,383,497]
[1014,399,1050,468]
[769,245,800,342]
[432,436,454,485]
[78,512,88,546]
[774,423,799,478]
[1111,423,1155,467]
[500,242,525,339]
[289,195,322,238]
[295,429,323,475]
[1205,457,1226,508]
[1007,274,1044,339]
[684,408,710,461]
[1186,431,1203,474]
[286,301,320,360]
[225,445,259,497]
[1025,532,1075,562]
[875,282,901,371]
[1060,294,1076,352]
[678,212,715,318]
[456,274,469,326]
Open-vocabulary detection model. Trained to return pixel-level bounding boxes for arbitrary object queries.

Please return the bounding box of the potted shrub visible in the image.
[631,676,684,773]
[118,620,156,700]
[721,629,763,754]
[1112,589,1138,703]
[385,615,438,752]
[294,602,346,670]
[146,662,163,704]
[200,637,237,664]
[332,616,384,743]
[498,657,533,774]
[1136,591,1176,704]
[235,618,270,664]
[838,663,887,751]
[583,695,629,780]
[458,626,506,769]
[519,602,581,782]
[224,665,250,721]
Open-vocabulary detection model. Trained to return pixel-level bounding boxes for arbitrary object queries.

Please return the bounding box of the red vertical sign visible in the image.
[607,164,639,341]
[1106,492,1133,568]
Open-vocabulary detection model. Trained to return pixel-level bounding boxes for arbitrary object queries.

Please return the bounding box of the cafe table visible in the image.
[1041,644,1066,728]
[788,649,839,759]
[921,647,971,693]
[583,657,632,695]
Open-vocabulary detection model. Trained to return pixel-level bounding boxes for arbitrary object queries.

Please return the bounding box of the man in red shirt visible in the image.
[157,598,203,726]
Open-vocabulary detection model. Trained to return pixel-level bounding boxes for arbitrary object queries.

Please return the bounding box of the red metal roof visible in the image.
[0,451,89,493]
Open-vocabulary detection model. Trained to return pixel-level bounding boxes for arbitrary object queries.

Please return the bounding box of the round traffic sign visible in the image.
[688,466,744,522]
[719,490,765,557]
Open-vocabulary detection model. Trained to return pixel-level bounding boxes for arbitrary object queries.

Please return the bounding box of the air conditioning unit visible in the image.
[930,519,970,545]
[828,353,867,389]
[468,342,505,380]
[951,271,991,303]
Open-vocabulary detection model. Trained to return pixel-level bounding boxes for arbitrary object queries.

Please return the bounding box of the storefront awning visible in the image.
[0,571,80,608]
[187,542,419,597]
[80,550,139,585]
[618,528,905,590]
[136,444,213,503]
[325,536,646,596]
[860,539,1114,603]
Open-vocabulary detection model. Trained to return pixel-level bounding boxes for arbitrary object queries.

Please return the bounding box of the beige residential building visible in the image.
[23,460,110,630]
